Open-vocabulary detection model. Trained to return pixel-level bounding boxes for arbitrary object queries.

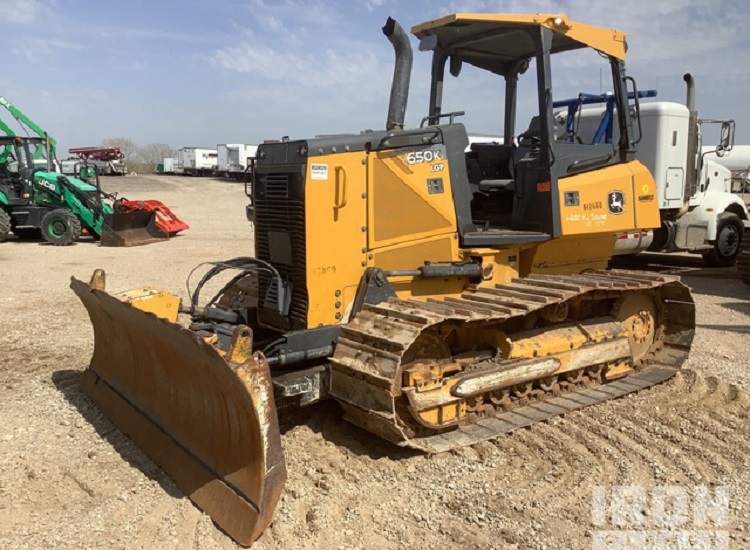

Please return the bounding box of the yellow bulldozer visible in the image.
[72,14,696,547]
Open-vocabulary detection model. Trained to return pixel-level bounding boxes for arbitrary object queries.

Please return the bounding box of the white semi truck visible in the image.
[555,75,747,266]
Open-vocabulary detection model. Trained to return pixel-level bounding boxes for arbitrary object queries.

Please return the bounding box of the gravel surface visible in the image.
[1,175,748,549]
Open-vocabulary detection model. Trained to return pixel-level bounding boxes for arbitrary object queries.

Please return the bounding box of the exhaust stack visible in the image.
[684,72,695,113]
[682,73,699,206]
[382,17,413,131]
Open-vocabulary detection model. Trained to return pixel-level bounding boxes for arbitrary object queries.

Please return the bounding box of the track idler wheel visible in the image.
[615,291,658,365]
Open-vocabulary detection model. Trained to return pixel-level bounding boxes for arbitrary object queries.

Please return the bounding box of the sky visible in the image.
[1,0,749,154]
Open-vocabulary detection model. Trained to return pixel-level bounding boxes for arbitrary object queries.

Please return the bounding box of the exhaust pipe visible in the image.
[680,73,698,215]
[382,17,412,131]
[684,72,695,113]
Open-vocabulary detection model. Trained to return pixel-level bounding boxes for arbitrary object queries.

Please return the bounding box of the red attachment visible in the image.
[117,200,189,237]
[69,147,125,161]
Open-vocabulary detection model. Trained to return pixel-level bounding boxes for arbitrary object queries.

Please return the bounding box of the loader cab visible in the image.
[413,14,639,244]
[0,137,52,203]
[1,137,34,202]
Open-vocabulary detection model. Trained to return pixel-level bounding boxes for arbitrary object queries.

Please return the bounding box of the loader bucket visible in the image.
[71,273,286,547]
[117,199,190,237]
[100,210,169,247]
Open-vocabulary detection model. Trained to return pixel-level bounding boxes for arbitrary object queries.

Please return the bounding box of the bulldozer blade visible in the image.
[100,210,169,247]
[71,275,286,547]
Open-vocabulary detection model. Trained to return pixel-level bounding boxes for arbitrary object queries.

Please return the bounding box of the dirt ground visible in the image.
[1,175,749,549]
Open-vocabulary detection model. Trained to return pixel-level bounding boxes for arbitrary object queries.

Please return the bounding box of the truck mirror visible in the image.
[717,121,733,157]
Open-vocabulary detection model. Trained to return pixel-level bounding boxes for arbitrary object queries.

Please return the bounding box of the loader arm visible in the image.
[0,119,15,162]
[0,95,56,159]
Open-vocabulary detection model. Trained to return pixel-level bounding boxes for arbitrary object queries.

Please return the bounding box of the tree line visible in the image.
[100,138,175,173]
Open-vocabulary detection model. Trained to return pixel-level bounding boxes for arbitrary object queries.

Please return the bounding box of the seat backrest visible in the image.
[470,144,514,180]
[523,116,541,138]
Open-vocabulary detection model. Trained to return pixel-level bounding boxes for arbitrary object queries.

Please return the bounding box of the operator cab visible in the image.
[413,14,640,246]
[0,136,54,204]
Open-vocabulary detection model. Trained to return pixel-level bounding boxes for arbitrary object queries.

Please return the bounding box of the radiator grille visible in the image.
[254,171,308,330]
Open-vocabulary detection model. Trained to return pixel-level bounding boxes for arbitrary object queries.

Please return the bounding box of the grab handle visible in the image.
[334,166,347,208]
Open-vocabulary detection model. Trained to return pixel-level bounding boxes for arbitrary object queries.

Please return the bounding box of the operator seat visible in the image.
[517,116,541,148]
[478,116,541,193]
[473,144,515,193]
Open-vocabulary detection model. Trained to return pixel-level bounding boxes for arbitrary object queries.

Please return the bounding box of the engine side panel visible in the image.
[304,151,369,328]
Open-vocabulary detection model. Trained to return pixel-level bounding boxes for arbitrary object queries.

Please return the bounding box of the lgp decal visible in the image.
[608,190,625,215]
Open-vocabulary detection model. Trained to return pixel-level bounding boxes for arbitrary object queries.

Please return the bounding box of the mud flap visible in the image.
[100,211,168,247]
[71,275,286,547]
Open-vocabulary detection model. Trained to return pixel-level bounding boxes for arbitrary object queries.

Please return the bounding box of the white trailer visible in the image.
[554,79,747,266]
[217,144,257,179]
[162,157,177,174]
[177,147,218,176]
[217,144,233,175]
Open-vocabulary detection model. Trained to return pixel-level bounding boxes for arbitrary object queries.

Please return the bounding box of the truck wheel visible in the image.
[41,209,82,246]
[0,209,10,243]
[702,212,744,267]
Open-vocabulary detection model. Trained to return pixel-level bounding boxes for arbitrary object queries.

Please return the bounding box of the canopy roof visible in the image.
[412,14,627,75]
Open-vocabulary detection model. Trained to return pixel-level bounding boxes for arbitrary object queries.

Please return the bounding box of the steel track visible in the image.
[329,269,695,452]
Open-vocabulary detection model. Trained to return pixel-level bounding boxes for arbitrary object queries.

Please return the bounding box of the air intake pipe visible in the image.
[382,17,412,131]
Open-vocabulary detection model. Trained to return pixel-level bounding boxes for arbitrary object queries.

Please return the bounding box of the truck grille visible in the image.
[254,171,308,330]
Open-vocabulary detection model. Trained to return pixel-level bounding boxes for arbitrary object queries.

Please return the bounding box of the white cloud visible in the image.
[243,0,343,27]
[210,43,390,99]
[0,0,46,23]
[259,14,285,31]
[11,37,82,63]
[363,0,386,12]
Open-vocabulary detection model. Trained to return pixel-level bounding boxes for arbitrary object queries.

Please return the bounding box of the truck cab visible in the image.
[552,85,747,266]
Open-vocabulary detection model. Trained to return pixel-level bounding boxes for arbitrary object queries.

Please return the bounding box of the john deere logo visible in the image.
[608,190,625,215]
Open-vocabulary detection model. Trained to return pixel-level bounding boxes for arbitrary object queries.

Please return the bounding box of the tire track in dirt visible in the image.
[527,421,620,513]
[650,406,745,470]
[578,402,708,485]
[506,426,592,511]
[555,419,625,482]
[567,412,651,483]
[622,413,729,480]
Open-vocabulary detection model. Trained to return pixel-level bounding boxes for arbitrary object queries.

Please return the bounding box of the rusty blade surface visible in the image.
[71,277,286,547]
[100,211,168,247]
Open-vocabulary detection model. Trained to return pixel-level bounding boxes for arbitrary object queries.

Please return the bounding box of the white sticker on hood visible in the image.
[311,163,328,180]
